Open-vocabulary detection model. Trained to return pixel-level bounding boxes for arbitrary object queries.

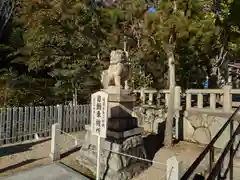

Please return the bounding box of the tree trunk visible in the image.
[164,51,175,147]
[164,0,177,147]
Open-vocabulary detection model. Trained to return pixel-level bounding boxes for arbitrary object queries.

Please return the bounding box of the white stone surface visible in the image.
[166,156,183,180]
[209,117,238,149]
[188,114,202,128]
[193,127,211,145]
[183,118,195,140]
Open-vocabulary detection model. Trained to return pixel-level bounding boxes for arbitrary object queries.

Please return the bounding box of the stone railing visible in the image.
[232,89,240,107]
[185,85,240,113]
[132,86,181,134]
[133,86,181,109]
[133,86,240,147]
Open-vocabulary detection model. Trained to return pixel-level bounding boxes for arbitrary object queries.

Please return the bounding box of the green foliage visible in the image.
[0,0,240,106]
[18,0,106,103]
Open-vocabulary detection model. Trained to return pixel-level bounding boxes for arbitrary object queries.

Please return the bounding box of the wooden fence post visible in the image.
[167,156,183,180]
[49,123,60,161]
[0,109,5,145]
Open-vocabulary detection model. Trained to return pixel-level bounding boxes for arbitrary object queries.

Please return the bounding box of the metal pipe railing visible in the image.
[181,106,240,180]
[207,125,240,179]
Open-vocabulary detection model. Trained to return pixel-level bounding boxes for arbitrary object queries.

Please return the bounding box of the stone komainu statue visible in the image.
[101,49,132,90]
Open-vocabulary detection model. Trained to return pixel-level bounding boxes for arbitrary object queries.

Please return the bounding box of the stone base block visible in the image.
[108,117,138,132]
[108,127,143,140]
[85,125,143,142]
[101,87,136,118]
[108,101,134,118]
[102,87,134,101]
[77,134,149,180]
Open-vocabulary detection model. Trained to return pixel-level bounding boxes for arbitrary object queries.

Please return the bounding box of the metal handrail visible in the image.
[207,125,240,179]
[181,106,240,180]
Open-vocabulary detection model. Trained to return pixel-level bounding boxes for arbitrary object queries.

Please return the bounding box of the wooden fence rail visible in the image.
[0,104,90,145]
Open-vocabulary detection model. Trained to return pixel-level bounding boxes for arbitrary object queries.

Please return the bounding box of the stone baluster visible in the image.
[140,88,146,104]
[186,93,191,109]
[148,93,153,106]
[210,93,216,110]
[197,93,203,108]
[223,85,232,112]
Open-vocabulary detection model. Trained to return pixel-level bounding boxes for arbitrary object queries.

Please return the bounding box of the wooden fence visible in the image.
[0,104,90,145]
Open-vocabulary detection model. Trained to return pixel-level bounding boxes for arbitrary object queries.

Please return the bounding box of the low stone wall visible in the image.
[132,106,240,149]
[132,106,167,134]
[183,110,240,149]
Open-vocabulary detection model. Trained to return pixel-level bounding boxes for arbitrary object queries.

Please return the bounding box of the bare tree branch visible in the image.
[0,0,15,38]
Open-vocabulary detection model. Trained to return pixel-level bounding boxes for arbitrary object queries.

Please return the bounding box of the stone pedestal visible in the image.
[77,87,149,180]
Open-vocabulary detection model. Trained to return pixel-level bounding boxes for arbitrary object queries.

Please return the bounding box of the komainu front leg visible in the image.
[124,80,130,90]
[114,75,122,88]
[101,71,108,89]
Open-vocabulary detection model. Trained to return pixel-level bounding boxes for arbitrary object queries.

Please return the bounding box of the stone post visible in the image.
[223,85,232,112]
[49,123,61,161]
[166,156,183,180]
[174,86,181,110]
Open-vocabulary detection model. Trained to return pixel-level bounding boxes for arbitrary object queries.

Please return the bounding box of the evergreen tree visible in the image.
[23,0,105,103]
[1,0,240,107]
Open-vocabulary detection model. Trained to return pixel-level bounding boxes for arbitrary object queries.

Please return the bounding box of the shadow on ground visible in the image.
[0,158,43,174]
[0,138,50,157]
[61,146,81,159]
[60,162,95,180]
[143,121,165,161]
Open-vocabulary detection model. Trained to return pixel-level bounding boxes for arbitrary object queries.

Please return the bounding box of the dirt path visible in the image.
[132,141,240,180]
[1,132,240,180]
[0,131,86,177]
[0,132,207,180]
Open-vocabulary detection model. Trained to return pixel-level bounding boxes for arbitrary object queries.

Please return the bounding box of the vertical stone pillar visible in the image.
[165,93,170,108]
[49,123,61,161]
[174,86,181,139]
[174,86,181,110]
